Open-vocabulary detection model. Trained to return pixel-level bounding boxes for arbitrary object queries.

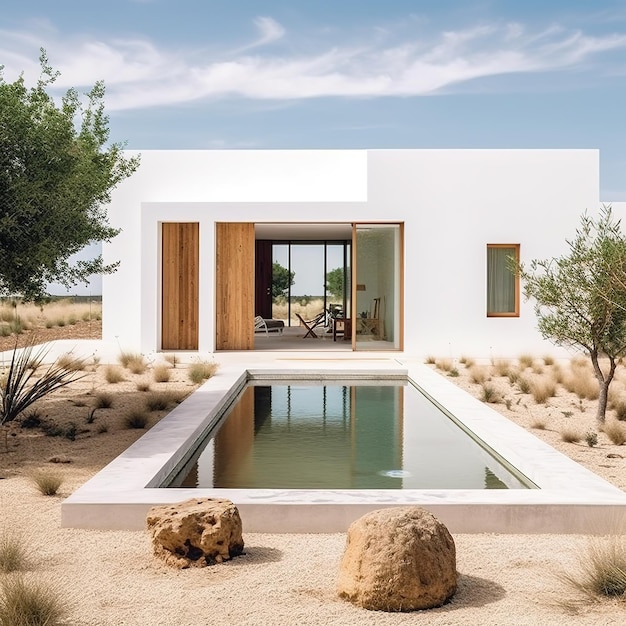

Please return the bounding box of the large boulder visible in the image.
[147,498,244,568]
[337,506,456,611]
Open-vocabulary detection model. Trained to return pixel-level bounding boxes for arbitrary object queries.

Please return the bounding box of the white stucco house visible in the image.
[101,148,616,358]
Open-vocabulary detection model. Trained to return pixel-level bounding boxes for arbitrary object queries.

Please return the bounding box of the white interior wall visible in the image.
[103,149,600,358]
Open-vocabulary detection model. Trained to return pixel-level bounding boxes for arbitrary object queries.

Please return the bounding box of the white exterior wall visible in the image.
[103,149,599,358]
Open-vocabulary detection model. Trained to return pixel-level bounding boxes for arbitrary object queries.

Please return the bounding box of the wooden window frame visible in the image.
[486,243,520,318]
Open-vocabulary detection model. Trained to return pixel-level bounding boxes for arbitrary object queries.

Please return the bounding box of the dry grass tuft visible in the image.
[163,354,178,368]
[188,361,219,384]
[531,417,547,430]
[0,531,29,574]
[563,366,599,401]
[561,428,582,443]
[518,354,534,369]
[435,358,453,372]
[468,365,489,385]
[603,420,626,446]
[93,393,113,409]
[54,353,86,372]
[530,377,557,404]
[480,383,501,404]
[459,355,475,368]
[0,575,67,626]
[492,359,511,377]
[104,366,125,384]
[152,365,171,383]
[30,470,63,496]
[123,410,150,429]
[144,391,177,412]
[558,535,626,599]
[517,375,531,394]
[118,352,147,375]
[543,355,555,366]
[424,355,436,365]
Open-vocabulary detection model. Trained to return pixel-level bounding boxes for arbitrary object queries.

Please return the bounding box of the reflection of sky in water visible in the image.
[175,383,529,490]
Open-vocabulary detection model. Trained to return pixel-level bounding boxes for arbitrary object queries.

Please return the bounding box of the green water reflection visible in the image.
[172,383,529,490]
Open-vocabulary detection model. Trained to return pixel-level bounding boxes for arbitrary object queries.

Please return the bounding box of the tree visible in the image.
[326,267,344,299]
[272,262,295,299]
[0,50,140,300]
[519,206,626,422]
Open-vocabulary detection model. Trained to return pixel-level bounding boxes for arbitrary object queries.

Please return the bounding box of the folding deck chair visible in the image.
[295,313,320,338]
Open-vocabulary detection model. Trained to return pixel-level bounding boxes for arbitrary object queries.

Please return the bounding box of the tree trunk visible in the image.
[591,351,616,423]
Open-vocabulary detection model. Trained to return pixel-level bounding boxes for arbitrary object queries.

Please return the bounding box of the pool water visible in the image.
[169,382,531,490]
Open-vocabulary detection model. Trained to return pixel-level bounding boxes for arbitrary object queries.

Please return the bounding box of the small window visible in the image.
[487,244,520,317]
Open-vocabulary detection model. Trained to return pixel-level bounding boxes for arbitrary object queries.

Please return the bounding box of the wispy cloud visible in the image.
[1,16,625,111]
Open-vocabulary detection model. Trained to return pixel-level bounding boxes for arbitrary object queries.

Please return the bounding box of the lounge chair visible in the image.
[254,315,284,335]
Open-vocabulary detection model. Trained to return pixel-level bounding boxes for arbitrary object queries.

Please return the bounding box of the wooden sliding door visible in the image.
[216,223,255,350]
[161,222,199,350]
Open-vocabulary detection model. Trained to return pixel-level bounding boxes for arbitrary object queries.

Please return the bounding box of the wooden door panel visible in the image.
[162,222,199,350]
[216,223,254,350]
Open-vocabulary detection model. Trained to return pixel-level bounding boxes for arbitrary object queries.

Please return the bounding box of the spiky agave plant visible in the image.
[0,338,87,428]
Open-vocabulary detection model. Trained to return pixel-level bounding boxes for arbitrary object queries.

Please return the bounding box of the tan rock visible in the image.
[337,506,456,611]
[146,498,244,568]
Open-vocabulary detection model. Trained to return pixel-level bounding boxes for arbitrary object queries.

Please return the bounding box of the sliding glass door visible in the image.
[353,224,402,351]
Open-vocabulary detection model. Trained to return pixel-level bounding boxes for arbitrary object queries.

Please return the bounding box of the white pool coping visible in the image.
[61,357,626,534]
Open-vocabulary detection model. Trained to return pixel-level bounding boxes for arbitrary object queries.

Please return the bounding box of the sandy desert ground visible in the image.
[1,333,626,624]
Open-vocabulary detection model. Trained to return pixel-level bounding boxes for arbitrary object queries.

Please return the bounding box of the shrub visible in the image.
[468,365,489,385]
[0,575,67,626]
[152,365,171,383]
[603,421,626,446]
[30,470,63,496]
[585,431,598,447]
[531,418,547,430]
[188,361,218,384]
[93,393,113,409]
[0,340,87,428]
[561,428,581,443]
[448,368,459,377]
[543,355,555,366]
[0,531,29,573]
[123,410,149,429]
[559,535,626,598]
[104,366,125,384]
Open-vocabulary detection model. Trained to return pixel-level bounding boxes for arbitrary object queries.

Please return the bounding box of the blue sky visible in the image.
[2,0,626,292]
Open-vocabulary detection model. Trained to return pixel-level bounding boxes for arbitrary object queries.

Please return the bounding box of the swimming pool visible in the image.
[61,360,626,533]
[169,381,531,490]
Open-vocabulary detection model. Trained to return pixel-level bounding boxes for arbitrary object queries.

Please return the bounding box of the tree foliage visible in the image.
[326,267,344,298]
[272,262,295,299]
[519,206,626,422]
[0,50,140,300]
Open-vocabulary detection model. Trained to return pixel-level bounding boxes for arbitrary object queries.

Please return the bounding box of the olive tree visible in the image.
[519,206,626,422]
[272,262,295,300]
[0,50,139,300]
